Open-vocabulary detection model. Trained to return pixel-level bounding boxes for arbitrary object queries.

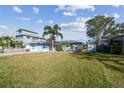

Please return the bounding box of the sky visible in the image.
[0,5,124,42]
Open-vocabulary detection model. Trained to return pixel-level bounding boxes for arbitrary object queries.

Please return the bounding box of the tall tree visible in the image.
[86,15,116,45]
[0,37,4,46]
[112,23,124,35]
[42,24,63,51]
[3,36,13,48]
[0,37,3,46]
[0,37,5,52]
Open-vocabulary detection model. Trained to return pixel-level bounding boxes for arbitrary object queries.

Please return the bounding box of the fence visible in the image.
[0,48,26,53]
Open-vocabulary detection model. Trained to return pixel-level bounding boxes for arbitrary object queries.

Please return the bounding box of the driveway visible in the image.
[0,52,41,57]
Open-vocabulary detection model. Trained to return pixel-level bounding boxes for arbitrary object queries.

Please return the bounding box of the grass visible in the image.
[0,52,124,88]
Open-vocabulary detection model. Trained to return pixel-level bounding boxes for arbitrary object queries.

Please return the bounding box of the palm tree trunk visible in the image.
[51,36,56,51]
[49,41,52,51]
[51,40,54,51]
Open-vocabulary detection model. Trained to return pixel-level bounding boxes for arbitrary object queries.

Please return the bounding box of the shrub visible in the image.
[109,40,122,54]
[55,43,63,51]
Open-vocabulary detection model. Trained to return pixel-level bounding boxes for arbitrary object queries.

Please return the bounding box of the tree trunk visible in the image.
[51,36,55,52]
[7,41,10,49]
[96,36,101,45]
[51,40,54,51]
[49,40,53,51]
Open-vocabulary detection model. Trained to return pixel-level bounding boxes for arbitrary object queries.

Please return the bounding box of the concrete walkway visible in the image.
[0,52,41,57]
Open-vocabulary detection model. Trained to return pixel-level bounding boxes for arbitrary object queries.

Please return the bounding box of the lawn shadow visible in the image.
[72,52,124,73]
[100,61,124,73]
[71,52,95,61]
[112,60,124,66]
[97,55,124,60]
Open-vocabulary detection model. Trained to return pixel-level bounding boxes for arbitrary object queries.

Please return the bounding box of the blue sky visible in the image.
[0,5,124,42]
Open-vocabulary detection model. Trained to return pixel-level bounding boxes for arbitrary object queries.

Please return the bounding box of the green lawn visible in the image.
[0,52,124,88]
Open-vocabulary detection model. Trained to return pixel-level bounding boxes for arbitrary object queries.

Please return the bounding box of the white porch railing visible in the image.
[3,48,26,53]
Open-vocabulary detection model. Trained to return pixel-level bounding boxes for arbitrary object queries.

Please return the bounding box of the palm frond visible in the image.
[44,26,52,32]
[42,31,49,37]
[57,32,63,39]
[53,24,61,31]
[53,24,61,34]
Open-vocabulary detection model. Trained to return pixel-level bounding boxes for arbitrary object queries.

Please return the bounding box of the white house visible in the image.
[15,28,50,52]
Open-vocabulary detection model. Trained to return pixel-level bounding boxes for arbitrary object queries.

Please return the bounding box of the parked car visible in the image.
[88,44,96,52]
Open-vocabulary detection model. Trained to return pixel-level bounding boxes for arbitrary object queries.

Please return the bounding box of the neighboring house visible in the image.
[100,35,124,54]
[101,35,115,45]
[109,35,124,54]
[56,40,83,52]
[16,28,50,52]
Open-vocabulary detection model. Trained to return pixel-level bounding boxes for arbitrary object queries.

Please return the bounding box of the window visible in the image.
[34,37,38,40]
[20,36,22,39]
[19,31,22,33]
[35,37,38,40]
[32,37,35,40]
[16,37,19,39]
[27,36,30,39]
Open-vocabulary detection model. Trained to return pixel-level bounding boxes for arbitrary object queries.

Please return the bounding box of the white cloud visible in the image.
[63,12,75,16]
[60,17,91,32]
[103,14,108,17]
[56,5,95,12]
[37,19,43,23]
[60,17,91,41]
[33,7,39,14]
[112,13,120,19]
[0,25,8,29]
[56,5,95,16]
[113,5,124,8]
[49,20,53,24]
[16,17,31,21]
[0,25,16,36]
[13,6,23,13]
[76,17,91,22]
[61,22,84,31]
[55,5,65,11]
[113,5,120,8]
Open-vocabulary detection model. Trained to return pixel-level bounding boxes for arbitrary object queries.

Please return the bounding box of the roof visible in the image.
[56,40,83,44]
[110,35,124,40]
[16,34,43,39]
[27,42,50,45]
[16,28,38,34]
[56,40,82,43]
[101,35,124,42]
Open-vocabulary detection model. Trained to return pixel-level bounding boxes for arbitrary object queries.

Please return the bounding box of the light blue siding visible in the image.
[36,45,49,52]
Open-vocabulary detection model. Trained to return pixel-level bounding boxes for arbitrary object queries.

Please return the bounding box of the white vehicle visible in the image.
[88,44,96,52]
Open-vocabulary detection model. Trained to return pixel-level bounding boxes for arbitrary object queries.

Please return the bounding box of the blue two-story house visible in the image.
[16,28,50,52]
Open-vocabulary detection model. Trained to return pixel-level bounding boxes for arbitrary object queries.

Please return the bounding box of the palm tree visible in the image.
[42,24,63,51]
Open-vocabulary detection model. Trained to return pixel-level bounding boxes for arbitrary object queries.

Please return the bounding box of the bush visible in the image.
[55,43,63,51]
[109,40,122,54]
[96,45,110,53]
